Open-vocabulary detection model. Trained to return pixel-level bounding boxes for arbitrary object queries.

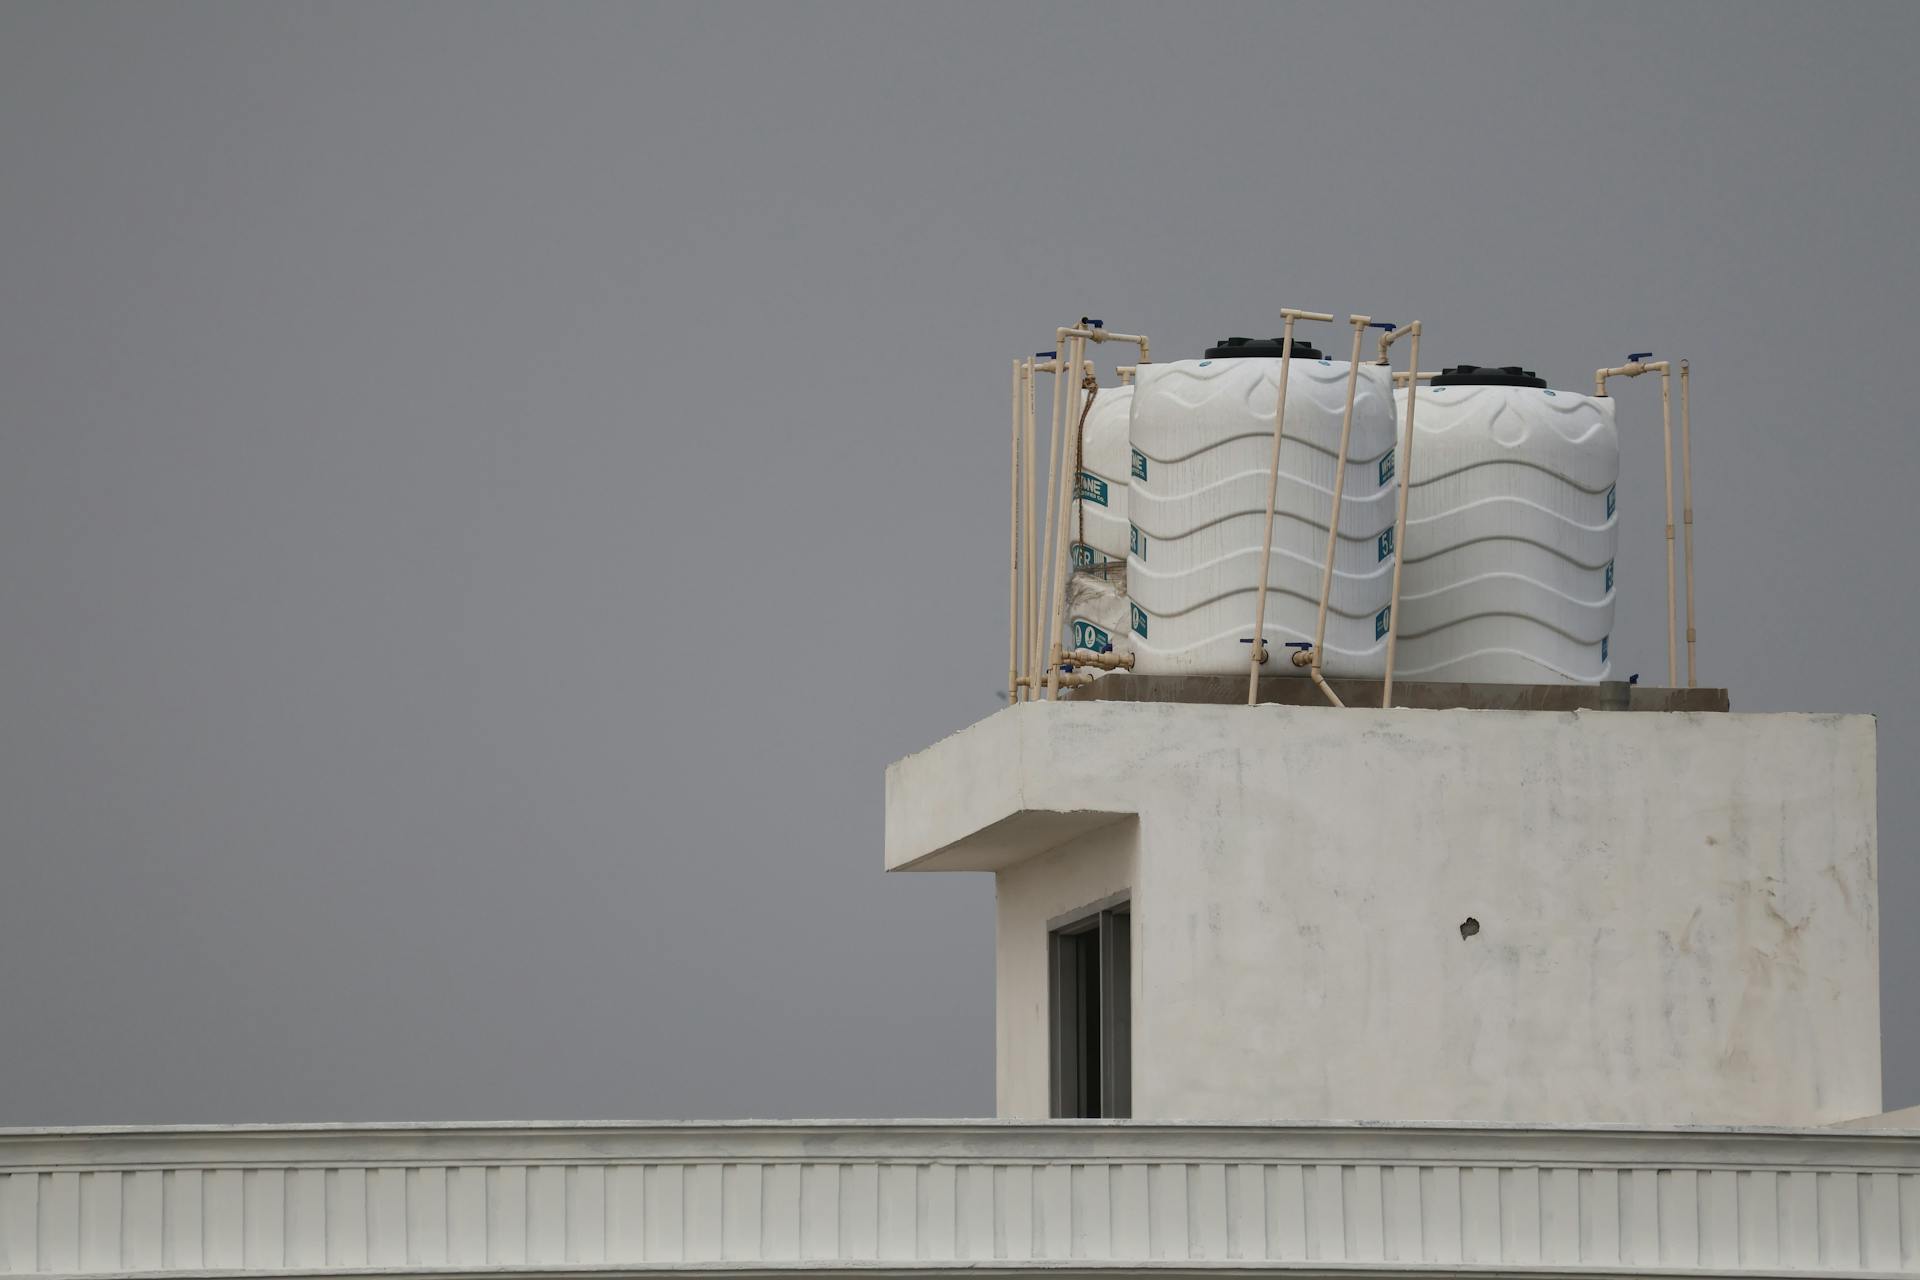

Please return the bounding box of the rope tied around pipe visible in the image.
[1072,372,1100,549]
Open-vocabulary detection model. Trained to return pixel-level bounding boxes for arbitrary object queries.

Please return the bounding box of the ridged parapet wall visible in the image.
[4,1122,1920,1276]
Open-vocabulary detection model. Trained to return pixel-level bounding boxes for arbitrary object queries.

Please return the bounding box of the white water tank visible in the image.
[1394,366,1618,683]
[1074,384,1133,562]
[1064,569,1131,660]
[1127,340,1399,675]
[1062,383,1135,664]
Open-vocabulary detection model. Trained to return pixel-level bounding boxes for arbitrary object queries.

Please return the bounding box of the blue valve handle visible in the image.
[1628,351,1653,362]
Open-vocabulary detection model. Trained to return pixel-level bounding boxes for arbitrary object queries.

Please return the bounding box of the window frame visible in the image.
[1047,894,1131,1119]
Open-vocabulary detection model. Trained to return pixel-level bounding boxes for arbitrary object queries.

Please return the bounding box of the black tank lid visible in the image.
[1432,364,1548,388]
[1205,336,1324,361]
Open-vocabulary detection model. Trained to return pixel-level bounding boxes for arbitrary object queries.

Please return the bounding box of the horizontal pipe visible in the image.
[1595,359,1670,396]
[1391,370,1439,385]
[1058,326,1151,364]
[1063,648,1136,671]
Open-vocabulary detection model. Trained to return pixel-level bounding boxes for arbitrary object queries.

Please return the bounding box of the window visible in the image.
[1049,899,1130,1118]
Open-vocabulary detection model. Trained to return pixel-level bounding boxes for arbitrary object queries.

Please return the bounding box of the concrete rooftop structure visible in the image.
[5,691,1911,1280]
[885,700,1881,1129]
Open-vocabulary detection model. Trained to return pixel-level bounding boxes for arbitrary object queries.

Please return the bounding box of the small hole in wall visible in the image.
[1459,917,1481,939]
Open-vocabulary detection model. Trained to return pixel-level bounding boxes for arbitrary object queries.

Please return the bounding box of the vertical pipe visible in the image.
[1307,317,1371,708]
[1047,333,1089,700]
[1035,346,1067,693]
[1029,355,1044,694]
[1680,359,1697,687]
[1009,358,1022,706]
[1380,323,1422,707]
[1246,316,1301,705]
[1660,366,1677,687]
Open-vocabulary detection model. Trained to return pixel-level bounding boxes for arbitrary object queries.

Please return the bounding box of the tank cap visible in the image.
[1431,364,1548,388]
[1205,336,1325,360]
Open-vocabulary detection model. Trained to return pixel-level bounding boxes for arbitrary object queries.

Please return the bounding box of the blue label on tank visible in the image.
[1605,559,1615,592]
[1601,635,1610,663]
[1378,527,1394,561]
[1131,448,1147,482]
[1072,620,1113,653]
[1379,450,1394,486]
[1198,360,1212,367]
[1075,471,1109,506]
[1071,542,1114,570]
[1130,524,1146,560]
[1375,606,1391,641]
[1130,603,1149,638]
[1606,485,1616,518]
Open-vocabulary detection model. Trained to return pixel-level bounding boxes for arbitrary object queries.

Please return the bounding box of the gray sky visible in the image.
[3,1,1916,1124]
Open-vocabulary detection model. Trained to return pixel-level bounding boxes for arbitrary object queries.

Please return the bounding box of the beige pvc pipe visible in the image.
[1247,308,1334,705]
[1595,359,1678,686]
[1376,322,1418,365]
[1063,647,1135,671]
[1022,359,1038,700]
[1034,351,1067,693]
[1680,359,1697,687]
[1391,370,1439,386]
[1019,360,1033,697]
[1028,352,1098,695]
[1380,322,1423,707]
[1009,359,1022,706]
[1660,367,1677,689]
[1302,316,1372,709]
[1046,333,1092,700]
[1061,325,1150,365]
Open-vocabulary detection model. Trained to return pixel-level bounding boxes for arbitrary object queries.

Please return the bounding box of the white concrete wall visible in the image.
[994,821,1137,1119]
[890,703,1880,1127]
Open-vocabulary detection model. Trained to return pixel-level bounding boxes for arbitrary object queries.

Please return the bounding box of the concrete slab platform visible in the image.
[1065,674,1731,712]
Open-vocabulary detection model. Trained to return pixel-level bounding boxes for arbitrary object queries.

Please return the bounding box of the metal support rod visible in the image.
[1304,315,1371,708]
[1247,308,1334,705]
[1680,359,1697,688]
[1595,358,1678,686]
[1381,322,1423,707]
